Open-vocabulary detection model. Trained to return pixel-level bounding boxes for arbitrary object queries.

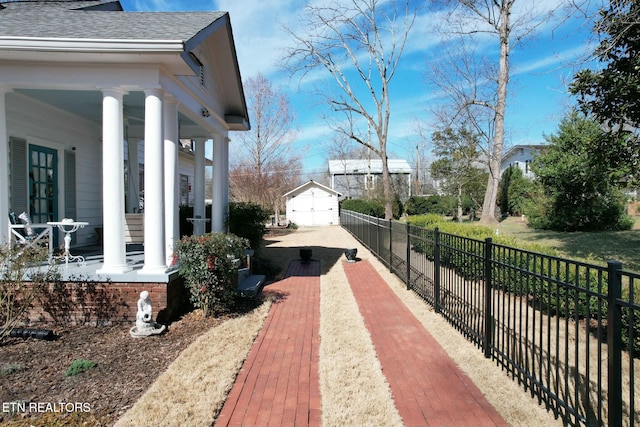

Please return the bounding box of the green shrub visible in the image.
[175,232,249,317]
[622,306,640,354]
[391,195,404,219]
[64,359,97,377]
[341,199,385,218]
[228,202,270,251]
[405,196,430,216]
[407,214,633,348]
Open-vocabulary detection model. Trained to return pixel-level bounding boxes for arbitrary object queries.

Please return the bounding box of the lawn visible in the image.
[496,216,640,273]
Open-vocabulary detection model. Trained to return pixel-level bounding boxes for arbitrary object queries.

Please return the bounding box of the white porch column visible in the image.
[140,88,166,274]
[97,88,131,274]
[193,137,206,236]
[0,87,10,245]
[163,97,179,266]
[126,137,140,213]
[223,137,230,229]
[211,134,225,232]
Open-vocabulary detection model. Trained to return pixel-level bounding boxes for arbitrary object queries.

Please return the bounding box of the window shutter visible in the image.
[9,137,28,215]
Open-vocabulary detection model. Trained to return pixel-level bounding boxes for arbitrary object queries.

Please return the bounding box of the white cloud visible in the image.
[214,0,302,78]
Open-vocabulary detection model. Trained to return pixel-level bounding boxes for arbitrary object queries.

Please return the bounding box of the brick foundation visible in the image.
[25,277,189,326]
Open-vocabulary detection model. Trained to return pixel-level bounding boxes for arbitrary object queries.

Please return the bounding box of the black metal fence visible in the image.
[341,210,640,427]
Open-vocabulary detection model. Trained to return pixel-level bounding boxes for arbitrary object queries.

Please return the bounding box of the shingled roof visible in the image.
[328,159,412,175]
[0,1,226,43]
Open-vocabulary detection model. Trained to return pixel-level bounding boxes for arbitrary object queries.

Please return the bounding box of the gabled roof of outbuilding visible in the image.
[282,180,342,198]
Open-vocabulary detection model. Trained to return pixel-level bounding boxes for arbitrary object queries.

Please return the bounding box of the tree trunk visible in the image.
[457,184,463,222]
[479,1,511,226]
[381,154,393,220]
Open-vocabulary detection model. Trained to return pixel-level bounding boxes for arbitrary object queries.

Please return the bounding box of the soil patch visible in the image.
[0,310,237,426]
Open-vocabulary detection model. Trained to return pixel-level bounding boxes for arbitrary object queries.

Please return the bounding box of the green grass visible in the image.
[496,216,640,273]
[64,359,97,377]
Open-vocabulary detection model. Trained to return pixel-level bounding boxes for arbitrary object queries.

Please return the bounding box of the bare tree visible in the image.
[229,73,301,213]
[283,0,417,220]
[429,1,564,224]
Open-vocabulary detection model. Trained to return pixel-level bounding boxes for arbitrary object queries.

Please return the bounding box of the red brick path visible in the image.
[215,260,321,427]
[343,259,508,427]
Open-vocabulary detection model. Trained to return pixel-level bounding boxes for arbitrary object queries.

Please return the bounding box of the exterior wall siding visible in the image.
[7,92,102,247]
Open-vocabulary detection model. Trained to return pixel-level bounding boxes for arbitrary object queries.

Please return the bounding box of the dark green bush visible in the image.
[405,196,430,216]
[392,195,404,219]
[407,214,597,310]
[175,232,249,317]
[341,199,385,218]
[622,307,640,354]
[228,202,270,251]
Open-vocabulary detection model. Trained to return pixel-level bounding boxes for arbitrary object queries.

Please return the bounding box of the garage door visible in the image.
[294,190,334,226]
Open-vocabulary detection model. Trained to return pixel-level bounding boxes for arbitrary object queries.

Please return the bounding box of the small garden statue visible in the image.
[130,290,166,338]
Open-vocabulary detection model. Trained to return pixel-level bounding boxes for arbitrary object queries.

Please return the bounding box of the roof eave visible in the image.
[183,13,250,131]
[0,37,185,52]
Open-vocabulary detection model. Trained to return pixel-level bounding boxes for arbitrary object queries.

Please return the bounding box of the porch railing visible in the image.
[341,209,639,427]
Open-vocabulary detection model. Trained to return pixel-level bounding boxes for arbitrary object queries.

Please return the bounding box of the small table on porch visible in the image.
[187,217,210,235]
[47,220,89,268]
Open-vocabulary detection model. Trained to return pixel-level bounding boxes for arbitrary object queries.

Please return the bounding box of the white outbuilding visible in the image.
[283,181,342,226]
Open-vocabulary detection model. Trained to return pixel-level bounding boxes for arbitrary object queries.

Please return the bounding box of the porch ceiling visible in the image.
[15,88,200,137]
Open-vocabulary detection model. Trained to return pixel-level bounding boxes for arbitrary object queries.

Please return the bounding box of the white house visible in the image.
[328,158,412,201]
[0,1,250,322]
[283,181,341,226]
[500,145,546,179]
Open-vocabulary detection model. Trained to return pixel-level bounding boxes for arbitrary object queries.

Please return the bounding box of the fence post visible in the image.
[376,216,380,256]
[483,237,493,359]
[607,260,623,427]
[434,227,441,314]
[389,220,393,273]
[406,222,411,290]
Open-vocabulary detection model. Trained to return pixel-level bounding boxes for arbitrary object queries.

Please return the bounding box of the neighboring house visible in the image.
[328,159,412,201]
[500,144,546,179]
[283,180,341,226]
[0,1,249,321]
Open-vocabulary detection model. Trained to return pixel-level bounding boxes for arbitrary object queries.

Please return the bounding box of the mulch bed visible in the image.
[0,229,290,426]
[0,310,235,426]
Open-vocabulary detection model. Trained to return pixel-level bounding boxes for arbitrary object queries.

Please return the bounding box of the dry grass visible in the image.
[306,240,403,425]
[114,301,271,427]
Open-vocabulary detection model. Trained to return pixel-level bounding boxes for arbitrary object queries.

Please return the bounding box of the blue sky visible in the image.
[120,0,597,178]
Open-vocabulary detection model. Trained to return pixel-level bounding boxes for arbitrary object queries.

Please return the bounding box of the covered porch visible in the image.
[0,2,250,282]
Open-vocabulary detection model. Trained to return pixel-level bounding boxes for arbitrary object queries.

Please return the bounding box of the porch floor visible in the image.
[28,244,180,283]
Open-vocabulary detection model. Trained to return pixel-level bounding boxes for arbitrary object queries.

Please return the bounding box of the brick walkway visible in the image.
[215,257,507,427]
[343,259,508,427]
[215,260,321,427]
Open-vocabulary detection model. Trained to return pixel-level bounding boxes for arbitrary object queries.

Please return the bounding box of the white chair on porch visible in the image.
[8,212,54,262]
